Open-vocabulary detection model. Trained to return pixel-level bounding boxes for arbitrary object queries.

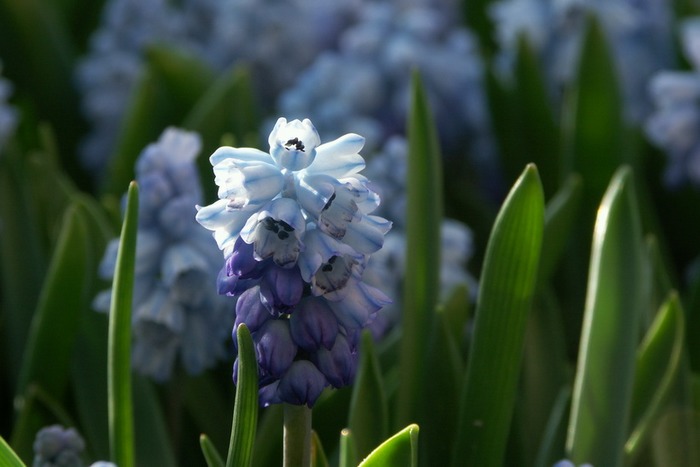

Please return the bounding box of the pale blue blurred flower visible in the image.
[76,0,188,174]
[0,62,17,152]
[33,425,85,467]
[646,18,700,187]
[490,0,673,122]
[207,0,361,104]
[278,1,493,159]
[197,118,391,406]
[553,460,593,467]
[94,127,233,382]
[77,0,361,177]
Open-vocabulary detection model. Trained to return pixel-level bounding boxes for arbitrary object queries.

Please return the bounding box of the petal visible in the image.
[213,158,283,208]
[328,280,391,331]
[240,198,306,267]
[305,133,366,178]
[260,265,304,313]
[269,118,321,171]
[295,173,337,218]
[161,243,209,287]
[133,287,186,333]
[342,215,392,254]
[234,287,271,337]
[277,360,327,407]
[195,199,239,230]
[209,146,272,166]
[255,319,297,377]
[289,297,339,351]
[297,228,362,283]
[313,334,357,388]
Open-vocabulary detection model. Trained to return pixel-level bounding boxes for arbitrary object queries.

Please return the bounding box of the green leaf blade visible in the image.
[358,424,419,467]
[626,292,685,461]
[397,70,443,427]
[566,166,646,467]
[348,331,388,460]
[0,436,25,467]
[227,323,259,467]
[200,434,225,467]
[108,181,139,467]
[452,164,545,467]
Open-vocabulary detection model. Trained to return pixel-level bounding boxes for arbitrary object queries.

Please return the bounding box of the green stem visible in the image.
[283,403,312,467]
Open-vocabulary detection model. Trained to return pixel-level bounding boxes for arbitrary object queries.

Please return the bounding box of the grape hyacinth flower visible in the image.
[196,117,391,406]
[278,1,493,161]
[646,18,700,187]
[32,425,117,467]
[94,127,233,382]
[33,425,85,467]
[489,0,673,122]
[553,461,593,467]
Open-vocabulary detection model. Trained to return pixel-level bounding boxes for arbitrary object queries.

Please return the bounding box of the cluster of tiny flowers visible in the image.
[76,0,188,174]
[196,118,391,406]
[362,136,478,338]
[32,425,115,467]
[553,460,593,467]
[0,62,17,153]
[489,0,673,122]
[94,128,233,382]
[277,1,493,159]
[645,18,700,187]
[207,0,360,106]
[76,0,361,177]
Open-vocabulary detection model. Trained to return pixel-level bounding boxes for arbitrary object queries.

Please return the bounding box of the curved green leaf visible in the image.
[227,324,259,467]
[420,307,464,467]
[0,436,24,467]
[108,181,139,467]
[200,434,225,467]
[625,293,685,462]
[397,70,443,426]
[311,431,329,467]
[359,424,419,467]
[348,330,388,460]
[452,164,545,467]
[566,167,646,467]
[11,203,91,458]
[538,174,583,286]
[15,203,89,403]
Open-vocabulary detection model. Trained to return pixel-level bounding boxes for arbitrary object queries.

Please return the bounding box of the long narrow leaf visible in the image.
[108,181,139,467]
[358,424,419,467]
[311,431,329,467]
[11,204,91,459]
[419,305,465,467]
[348,330,388,460]
[200,434,225,467]
[0,436,24,467]
[625,293,685,462]
[227,324,259,467]
[566,167,646,467]
[452,164,545,467]
[15,203,89,404]
[397,70,443,427]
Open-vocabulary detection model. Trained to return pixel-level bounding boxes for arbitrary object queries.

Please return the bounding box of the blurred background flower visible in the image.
[490,0,674,122]
[94,127,233,382]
